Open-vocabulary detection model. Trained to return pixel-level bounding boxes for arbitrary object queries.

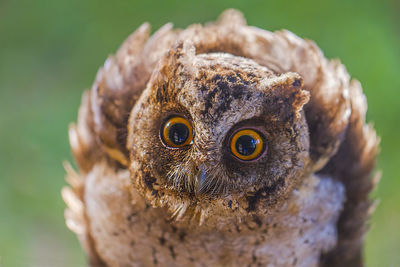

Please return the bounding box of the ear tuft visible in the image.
[168,40,196,59]
[262,72,310,121]
[157,40,197,76]
[292,88,310,118]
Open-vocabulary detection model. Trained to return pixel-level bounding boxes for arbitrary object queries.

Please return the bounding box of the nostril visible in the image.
[194,165,200,173]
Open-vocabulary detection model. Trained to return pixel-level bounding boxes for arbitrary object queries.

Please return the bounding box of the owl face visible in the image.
[127,42,311,216]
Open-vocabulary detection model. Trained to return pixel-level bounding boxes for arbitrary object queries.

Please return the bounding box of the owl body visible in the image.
[64,10,379,267]
[81,166,344,267]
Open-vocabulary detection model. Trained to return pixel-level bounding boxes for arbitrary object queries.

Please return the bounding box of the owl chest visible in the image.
[85,168,344,267]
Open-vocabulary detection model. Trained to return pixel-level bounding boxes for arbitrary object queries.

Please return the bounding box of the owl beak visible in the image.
[195,164,208,195]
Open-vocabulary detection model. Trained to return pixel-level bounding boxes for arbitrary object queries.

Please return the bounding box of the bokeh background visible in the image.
[1,0,399,266]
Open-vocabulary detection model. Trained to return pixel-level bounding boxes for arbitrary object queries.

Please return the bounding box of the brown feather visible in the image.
[65,9,379,266]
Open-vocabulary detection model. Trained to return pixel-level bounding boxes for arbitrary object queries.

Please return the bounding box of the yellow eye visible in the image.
[161,116,193,148]
[230,129,265,161]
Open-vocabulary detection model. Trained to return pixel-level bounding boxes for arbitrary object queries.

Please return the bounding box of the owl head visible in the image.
[79,10,352,226]
[126,41,310,223]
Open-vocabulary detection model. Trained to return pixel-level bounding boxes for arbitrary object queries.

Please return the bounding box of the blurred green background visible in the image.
[0,0,399,266]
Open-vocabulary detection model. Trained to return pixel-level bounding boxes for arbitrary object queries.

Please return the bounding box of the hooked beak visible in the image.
[195,164,208,195]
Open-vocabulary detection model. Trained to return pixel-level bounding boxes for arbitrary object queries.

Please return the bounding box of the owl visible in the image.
[63,9,379,267]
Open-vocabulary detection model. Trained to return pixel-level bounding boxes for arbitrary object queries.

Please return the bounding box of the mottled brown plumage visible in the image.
[63,9,379,266]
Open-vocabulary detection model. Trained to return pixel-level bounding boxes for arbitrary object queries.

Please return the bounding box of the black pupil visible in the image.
[235,135,257,156]
[168,123,189,145]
